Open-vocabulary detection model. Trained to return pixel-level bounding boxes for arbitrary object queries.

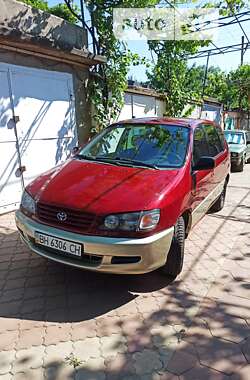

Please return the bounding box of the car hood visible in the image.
[27,158,180,214]
[228,143,246,153]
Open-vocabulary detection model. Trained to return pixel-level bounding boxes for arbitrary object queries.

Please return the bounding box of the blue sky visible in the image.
[48,0,250,81]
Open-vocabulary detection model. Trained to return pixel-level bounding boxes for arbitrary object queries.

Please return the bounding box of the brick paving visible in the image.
[0,166,250,379]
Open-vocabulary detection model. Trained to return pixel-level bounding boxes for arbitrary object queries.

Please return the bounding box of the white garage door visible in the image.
[0,63,77,214]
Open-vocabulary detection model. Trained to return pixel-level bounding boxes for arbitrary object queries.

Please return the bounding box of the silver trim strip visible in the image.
[191,179,225,227]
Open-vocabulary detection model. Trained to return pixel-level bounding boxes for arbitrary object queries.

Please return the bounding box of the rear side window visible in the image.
[203,124,224,157]
[193,126,210,166]
[216,127,226,150]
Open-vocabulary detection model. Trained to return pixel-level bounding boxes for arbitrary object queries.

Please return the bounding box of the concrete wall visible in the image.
[118,92,165,121]
[119,89,223,126]
[0,0,87,50]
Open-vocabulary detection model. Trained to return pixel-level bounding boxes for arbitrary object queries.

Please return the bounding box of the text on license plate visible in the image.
[35,232,82,256]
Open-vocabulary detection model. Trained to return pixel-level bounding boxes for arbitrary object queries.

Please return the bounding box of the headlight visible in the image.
[102,209,160,232]
[21,191,36,215]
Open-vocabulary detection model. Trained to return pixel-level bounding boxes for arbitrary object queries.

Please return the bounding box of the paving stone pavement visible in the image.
[0,166,250,379]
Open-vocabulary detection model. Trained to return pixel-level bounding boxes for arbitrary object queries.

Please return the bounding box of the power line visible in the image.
[187,42,250,59]
[189,11,250,33]
[162,0,224,53]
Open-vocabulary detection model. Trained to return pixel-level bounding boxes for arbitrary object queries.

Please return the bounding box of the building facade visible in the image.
[0,0,105,213]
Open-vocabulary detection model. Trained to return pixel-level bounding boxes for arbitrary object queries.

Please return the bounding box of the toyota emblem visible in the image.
[57,211,67,222]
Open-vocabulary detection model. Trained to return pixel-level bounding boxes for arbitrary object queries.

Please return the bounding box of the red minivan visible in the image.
[15,118,230,277]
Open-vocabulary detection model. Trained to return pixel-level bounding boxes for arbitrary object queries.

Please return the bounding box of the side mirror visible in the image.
[71,146,79,155]
[193,156,215,171]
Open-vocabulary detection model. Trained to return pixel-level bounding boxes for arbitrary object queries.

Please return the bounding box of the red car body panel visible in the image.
[26,118,230,238]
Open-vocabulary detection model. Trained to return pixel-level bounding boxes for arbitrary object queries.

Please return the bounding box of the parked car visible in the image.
[16,118,230,277]
[224,129,250,172]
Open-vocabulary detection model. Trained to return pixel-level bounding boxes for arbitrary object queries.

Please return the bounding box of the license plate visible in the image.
[35,232,82,257]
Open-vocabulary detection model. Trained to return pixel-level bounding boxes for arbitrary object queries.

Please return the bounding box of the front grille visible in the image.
[37,202,98,232]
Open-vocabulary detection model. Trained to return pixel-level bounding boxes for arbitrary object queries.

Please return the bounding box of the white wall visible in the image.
[118,92,165,121]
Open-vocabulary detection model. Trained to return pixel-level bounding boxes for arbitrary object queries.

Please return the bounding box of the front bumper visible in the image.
[15,210,174,274]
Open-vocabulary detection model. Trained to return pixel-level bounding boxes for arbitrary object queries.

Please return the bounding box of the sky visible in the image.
[48,0,250,82]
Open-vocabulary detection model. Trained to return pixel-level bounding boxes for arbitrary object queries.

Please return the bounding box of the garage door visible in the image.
[0,63,77,214]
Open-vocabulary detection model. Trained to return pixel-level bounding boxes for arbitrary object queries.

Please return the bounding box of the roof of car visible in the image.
[114,117,216,128]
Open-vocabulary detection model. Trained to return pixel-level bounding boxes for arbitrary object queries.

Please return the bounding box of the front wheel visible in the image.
[161,216,185,277]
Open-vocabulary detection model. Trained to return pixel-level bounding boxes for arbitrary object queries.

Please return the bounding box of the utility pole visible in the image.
[202,52,210,98]
[200,52,210,118]
[241,35,244,65]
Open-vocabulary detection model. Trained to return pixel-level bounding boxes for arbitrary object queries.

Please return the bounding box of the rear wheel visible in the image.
[209,180,227,213]
[161,216,185,277]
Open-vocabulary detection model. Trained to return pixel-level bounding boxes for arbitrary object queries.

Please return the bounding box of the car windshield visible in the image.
[78,124,190,169]
[225,131,245,145]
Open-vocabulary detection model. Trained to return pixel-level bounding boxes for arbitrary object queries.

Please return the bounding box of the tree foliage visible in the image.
[21,0,78,23]
[146,0,248,116]
[185,64,250,111]
[147,40,209,116]
[85,0,158,132]
[224,65,250,111]
[20,0,249,125]
[185,64,228,99]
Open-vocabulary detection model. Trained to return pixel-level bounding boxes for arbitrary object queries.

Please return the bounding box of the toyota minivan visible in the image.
[16,118,230,277]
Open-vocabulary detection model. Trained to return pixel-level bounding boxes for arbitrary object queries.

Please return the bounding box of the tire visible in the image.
[161,216,185,277]
[209,181,227,213]
[237,157,244,172]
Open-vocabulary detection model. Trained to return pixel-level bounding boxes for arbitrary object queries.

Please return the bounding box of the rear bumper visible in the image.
[15,210,174,274]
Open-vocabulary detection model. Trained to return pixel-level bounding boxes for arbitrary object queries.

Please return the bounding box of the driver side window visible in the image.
[193,126,210,167]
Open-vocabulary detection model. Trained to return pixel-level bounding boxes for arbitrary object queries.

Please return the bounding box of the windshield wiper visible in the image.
[76,154,157,169]
[76,154,123,166]
[76,154,96,160]
[114,157,158,169]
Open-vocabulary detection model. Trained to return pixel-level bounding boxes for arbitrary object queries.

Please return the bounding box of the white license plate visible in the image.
[35,232,82,257]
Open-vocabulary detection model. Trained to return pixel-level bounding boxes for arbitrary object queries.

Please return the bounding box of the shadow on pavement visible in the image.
[0,229,174,323]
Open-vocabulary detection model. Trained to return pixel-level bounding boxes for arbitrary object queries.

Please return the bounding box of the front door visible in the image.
[191,125,214,226]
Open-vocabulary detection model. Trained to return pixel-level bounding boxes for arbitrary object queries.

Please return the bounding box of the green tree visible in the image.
[83,0,158,132]
[20,0,248,125]
[185,64,228,99]
[21,0,78,23]
[185,64,250,111]
[224,65,250,111]
[147,40,209,116]
[146,0,247,117]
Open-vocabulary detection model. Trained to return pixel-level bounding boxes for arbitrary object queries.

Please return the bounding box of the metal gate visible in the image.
[0,63,77,214]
